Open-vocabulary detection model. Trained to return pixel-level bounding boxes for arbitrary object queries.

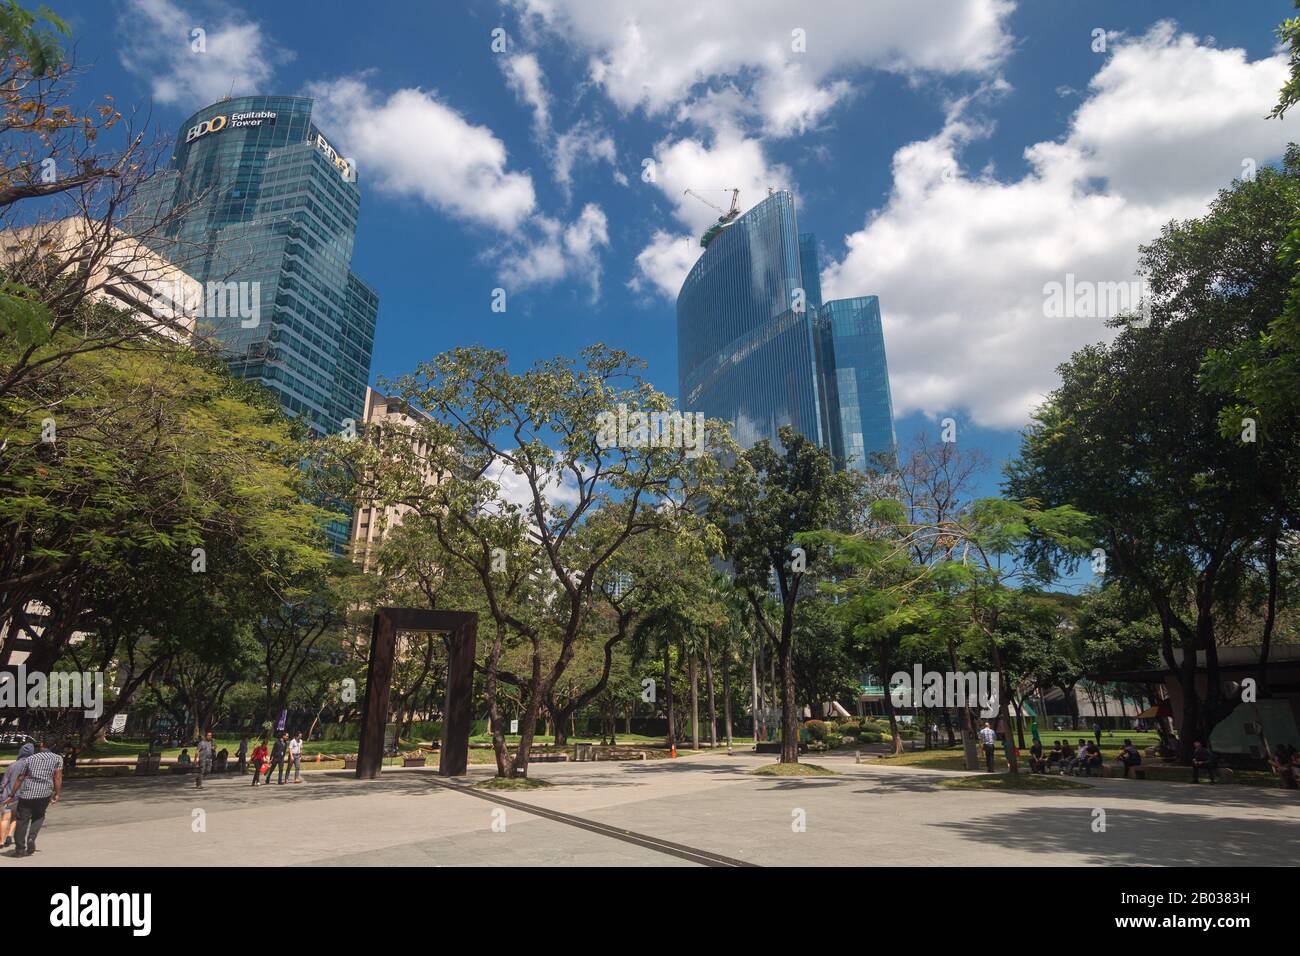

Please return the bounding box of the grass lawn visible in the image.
[751,762,836,777]
[941,774,1092,792]
[873,749,974,771]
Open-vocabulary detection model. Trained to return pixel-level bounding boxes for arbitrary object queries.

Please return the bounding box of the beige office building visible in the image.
[0,217,202,341]
[348,387,438,570]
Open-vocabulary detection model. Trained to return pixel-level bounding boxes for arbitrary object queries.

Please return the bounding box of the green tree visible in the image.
[712,425,858,763]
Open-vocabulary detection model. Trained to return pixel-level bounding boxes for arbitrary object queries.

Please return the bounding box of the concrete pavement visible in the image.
[7,749,1298,866]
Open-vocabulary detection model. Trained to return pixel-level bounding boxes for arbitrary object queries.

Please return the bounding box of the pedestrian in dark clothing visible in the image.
[236,736,249,775]
[267,733,289,785]
[1092,721,1103,746]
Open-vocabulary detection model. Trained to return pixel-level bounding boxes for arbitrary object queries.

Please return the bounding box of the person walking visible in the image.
[0,742,33,848]
[195,731,215,790]
[1092,721,1103,746]
[289,732,304,783]
[979,721,997,772]
[4,740,63,857]
[236,735,249,775]
[267,733,288,785]
[250,740,268,787]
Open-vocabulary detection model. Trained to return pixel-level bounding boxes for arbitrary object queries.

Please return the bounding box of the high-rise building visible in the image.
[349,387,439,571]
[675,191,895,470]
[130,96,378,440]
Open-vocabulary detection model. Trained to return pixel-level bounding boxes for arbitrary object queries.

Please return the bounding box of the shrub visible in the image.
[803,719,831,741]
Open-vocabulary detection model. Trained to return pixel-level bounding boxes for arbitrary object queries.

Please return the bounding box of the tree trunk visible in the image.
[778,604,798,764]
[688,651,700,750]
[704,646,717,749]
[949,639,978,770]
[485,623,510,778]
[722,641,734,750]
[663,645,675,750]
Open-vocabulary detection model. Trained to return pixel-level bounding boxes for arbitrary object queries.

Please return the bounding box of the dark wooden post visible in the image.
[356,610,397,780]
[439,612,476,776]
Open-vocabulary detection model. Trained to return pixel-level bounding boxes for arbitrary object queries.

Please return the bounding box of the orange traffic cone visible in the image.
[670,745,677,758]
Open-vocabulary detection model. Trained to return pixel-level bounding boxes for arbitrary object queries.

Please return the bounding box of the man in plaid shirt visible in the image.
[4,740,62,857]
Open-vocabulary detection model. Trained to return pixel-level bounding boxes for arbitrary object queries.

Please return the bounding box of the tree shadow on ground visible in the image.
[931,805,1300,866]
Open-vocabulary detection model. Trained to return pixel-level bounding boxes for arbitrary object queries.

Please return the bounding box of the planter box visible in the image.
[402,757,427,767]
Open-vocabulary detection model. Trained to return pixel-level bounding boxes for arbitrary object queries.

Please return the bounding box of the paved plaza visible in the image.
[10,751,1299,867]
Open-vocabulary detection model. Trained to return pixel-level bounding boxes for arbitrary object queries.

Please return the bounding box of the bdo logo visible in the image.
[186,114,228,143]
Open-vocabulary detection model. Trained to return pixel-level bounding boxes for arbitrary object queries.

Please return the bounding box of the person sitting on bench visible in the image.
[1084,741,1103,776]
[1119,739,1142,778]
[1191,741,1217,784]
[1067,739,1088,774]
[1046,741,1064,773]
[1029,739,1046,774]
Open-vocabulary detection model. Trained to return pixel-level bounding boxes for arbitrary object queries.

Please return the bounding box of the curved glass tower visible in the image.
[130,95,377,439]
[676,192,895,470]
[677,191,824,451]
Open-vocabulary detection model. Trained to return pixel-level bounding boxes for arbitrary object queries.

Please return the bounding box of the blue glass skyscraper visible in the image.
[130,95,377,439]
[676,191,895,470]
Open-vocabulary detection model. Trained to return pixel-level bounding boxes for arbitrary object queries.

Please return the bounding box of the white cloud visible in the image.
[305,75,537,232]
[488,455,581,514]
[499,203,610,297]
[118,0,290,108]
[507,0,1014,136]
[501,52,551,138]
[553,121,620,192]
[629,230,698,299]
[821,24,1292,429]
[630,128,792,297]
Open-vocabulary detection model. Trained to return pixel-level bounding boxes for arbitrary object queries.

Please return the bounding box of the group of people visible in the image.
[176,731,306,789]
[1023,738,1142,777]
[243,732,305,787]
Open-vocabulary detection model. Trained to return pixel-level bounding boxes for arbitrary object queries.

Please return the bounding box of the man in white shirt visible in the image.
[288,732,304,783]
[979,722,997,772]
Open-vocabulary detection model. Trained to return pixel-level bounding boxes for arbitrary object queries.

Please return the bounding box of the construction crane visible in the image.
[684,188,741,248]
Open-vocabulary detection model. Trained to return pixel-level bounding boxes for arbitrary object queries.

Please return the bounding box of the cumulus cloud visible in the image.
[499,203,610,297]
[820,23,1292,429]
[630,128,792,297]
[507,0,1014,136]
[305,75,537,233]
[118,0,290,108]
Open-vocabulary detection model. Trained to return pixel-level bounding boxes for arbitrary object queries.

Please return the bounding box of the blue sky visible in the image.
[58,1,1296,529]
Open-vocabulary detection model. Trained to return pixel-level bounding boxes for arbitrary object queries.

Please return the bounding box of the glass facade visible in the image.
[130,95,377,439]
[819,296,897,471]
[676,192,895,471]
[677,192,824,452]
[130,96,378,548]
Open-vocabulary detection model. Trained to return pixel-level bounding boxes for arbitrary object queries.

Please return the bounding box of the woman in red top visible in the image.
[250,741,268,787]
